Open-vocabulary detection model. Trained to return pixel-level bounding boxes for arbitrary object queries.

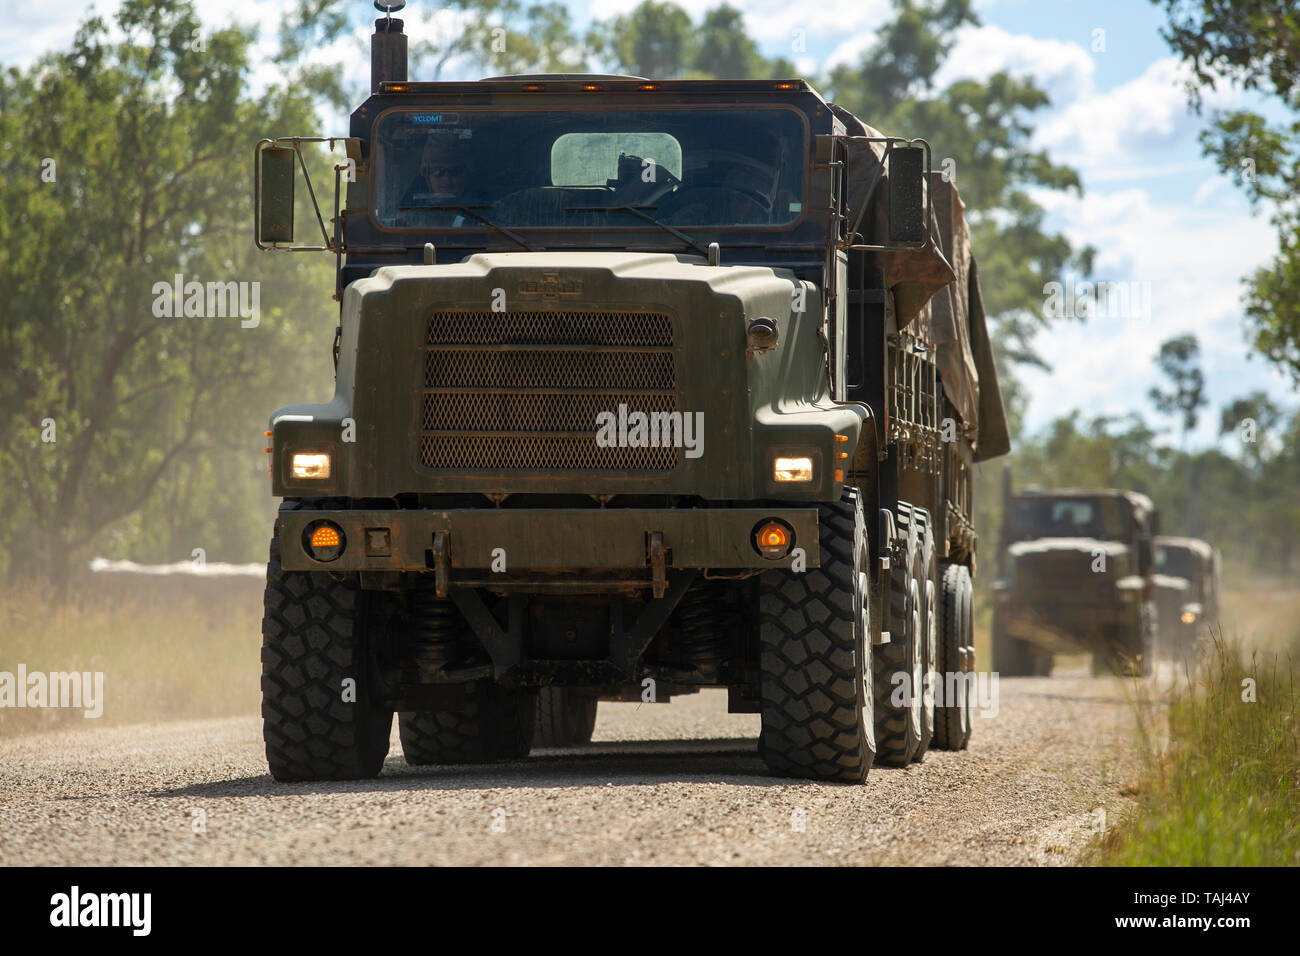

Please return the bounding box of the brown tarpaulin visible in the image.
[834,106,1010,461]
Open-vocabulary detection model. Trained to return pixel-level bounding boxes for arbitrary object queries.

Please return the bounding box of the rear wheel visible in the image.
[933,563,974,750]
[874,503,923,766]
[756,490,875,783]
[534,687,598,747]
[261,502,393,782]
[913,511,937,763]
[399,681,536,764]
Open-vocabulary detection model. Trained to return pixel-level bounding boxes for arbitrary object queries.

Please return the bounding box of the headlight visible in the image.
[291,452,331,479]
[1180,610,1197,624]
[773,456,814,482]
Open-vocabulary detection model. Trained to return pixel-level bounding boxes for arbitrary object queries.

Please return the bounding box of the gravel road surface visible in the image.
[0,666,1143,866]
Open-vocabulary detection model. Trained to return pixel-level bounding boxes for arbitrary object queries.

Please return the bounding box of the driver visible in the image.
[663,152,780,226]
[400,134,476,226]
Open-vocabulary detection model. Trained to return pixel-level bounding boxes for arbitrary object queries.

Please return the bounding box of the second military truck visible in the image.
[993,485,1159,676]
[253,6,1010,783]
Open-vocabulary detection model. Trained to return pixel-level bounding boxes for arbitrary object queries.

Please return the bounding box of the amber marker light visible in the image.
[753,519,795,560]
[311,525,341,549]
[303,520,346,562]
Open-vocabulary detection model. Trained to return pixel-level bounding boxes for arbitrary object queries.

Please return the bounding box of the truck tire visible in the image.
[993,612,1051,677]
[934,563,974,750]
[398,681,536,764]
[534,687,598,747]
[873,502,923,766]
[756,490,875,783]
[261,501,393,782]
[1092,605,1155,677]
[913,510,937,763]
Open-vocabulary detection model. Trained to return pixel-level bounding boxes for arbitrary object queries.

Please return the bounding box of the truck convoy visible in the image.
[253,2,1010,784]
[992,485,1159,676]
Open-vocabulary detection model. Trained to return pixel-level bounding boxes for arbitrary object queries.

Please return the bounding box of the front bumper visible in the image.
[278,507,821,573]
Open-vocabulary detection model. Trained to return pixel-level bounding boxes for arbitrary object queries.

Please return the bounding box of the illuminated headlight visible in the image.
[291,452,331,480]
[1180,610,1197,624]
[773,456,814,482]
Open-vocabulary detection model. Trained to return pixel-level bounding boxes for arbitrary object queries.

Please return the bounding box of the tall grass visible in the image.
[0,579,263,736]
[1097,624,1300,866]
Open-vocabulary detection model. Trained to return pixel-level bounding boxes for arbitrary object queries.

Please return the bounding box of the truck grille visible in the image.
[418,310,680,471]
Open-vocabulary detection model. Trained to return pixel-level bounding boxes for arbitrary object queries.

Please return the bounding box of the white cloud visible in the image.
[935,24,1096,106]
[1034,57,1239,169]
[1019,184,1286,443]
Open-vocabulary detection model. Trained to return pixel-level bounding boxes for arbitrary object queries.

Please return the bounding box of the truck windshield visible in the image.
[371,106,807,231]
[1009,497,1131,541]
[1155,545,1198,579]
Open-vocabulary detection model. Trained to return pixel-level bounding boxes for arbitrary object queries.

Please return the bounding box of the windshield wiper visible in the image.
[564,205,710,257]
[397,204,537,251]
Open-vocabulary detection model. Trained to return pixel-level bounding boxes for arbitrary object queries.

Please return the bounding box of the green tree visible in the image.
[1148,334,1207,448]
[824,0,1092,435]
[1153,0,1300,384]
[587,1,693,78]
[0,0,335,589]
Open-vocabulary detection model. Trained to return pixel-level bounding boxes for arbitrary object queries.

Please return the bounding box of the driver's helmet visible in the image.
[420,133,471,196]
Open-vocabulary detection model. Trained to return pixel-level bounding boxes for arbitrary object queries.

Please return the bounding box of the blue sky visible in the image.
[4,0,1293,449]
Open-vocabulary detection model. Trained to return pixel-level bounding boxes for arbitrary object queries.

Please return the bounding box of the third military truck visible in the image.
[252,3,1009,784]
[993,486,1159,676]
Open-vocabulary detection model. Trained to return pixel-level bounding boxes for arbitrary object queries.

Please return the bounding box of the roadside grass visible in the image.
[1094,596,1300,866]
[0,580,263,736]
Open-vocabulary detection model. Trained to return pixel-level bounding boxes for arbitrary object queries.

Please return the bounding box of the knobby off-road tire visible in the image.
[399,680,536,764]
[261,500,394,782]
[913,511,937,763]
[874,502,923,766]
[757,490,875,783]
[993,612,1051,677]
[534,687,598,747]
[933,563,974,750]
[1092,602,1156,677]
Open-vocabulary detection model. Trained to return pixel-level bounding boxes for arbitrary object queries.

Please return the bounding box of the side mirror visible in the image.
[256,144,296,245]
[887,145,926,244]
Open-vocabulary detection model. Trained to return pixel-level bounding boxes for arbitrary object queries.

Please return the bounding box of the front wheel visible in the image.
[756,490,875,783]
[261,505,393,782]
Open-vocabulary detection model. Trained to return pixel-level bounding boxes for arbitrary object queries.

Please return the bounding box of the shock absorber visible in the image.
[407,587,464,674]
[674,580,732,673]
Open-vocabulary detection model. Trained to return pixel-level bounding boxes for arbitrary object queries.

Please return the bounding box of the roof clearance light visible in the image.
[640,83,658,91]
[522,83,545,92]
[583,84,601,91]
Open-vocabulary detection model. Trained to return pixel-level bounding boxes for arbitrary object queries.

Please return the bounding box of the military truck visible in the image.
[992,485,1158,676]
[1153,536,1221,663]
[251,2,1009,783]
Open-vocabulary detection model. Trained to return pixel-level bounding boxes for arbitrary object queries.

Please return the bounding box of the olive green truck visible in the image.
[253,5,1010,784]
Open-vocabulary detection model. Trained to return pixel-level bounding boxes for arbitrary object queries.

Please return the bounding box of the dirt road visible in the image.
[0,666,1143,866]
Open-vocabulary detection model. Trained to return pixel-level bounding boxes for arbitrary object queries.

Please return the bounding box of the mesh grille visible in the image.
[419,310,680,472]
